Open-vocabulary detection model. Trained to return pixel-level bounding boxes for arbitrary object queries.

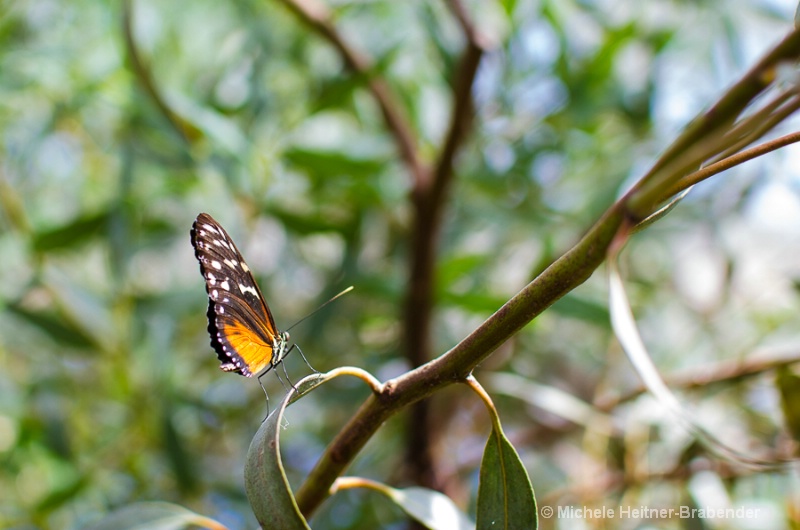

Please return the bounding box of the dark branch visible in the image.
[401,0,486,494]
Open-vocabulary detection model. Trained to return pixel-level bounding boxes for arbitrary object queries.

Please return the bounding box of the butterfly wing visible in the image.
[190,213,285,377]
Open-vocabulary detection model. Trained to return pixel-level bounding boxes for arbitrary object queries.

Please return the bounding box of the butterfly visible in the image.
[190,213,291,377]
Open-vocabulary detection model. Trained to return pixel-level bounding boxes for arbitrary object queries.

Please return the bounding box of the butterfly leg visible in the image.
[271,363,290,393]
[280,357,299,393]
[294,343,320,374]
[257,372,271,419]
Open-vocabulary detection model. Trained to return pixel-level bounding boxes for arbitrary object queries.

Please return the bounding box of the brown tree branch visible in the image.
[595,349,800,412]
[295,202,628,516]
[444,0,494,50]
[402,0,487,493]
[292,24,800,517]
[427,0,488,204]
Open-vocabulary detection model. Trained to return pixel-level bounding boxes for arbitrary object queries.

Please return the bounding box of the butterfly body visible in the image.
[191,213,289,377]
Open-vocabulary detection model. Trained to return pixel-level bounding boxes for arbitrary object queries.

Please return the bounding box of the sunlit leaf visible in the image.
[85,501,227,530]
[382,485,475,530]
[285,148,386,179]
[498,0,517,16]
[486,372,615,435]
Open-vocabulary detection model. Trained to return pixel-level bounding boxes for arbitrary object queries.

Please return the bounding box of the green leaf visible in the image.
[32,211,110,252]
[84,501,227,530]
[382,485,475,530]
[498,0,517,16]
[244,371,348,529]
[438,254,487,285]
[35,473,87,512]
[550,293,609,325]
[476,423,537,530]
[269,207,349,234]
[310,45,400,114]
[777,366,800,446]
[439,290,508,314]
[162,405,198,495]
[436,254,508,312]
[284,147,386,179]
[7,304,96,350]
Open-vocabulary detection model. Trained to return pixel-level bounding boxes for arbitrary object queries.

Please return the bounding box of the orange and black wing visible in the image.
[190,213,285,377]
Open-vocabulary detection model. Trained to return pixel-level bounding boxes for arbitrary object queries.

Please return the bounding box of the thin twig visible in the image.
[427,38,483,206]
[719,89,795,145]
[595,348,800,412]
[627,93,800,218]
[664,130,800,198]
[627,27,800,218]
[121,0,194,145]
[713,96,800,161]
[429,0,487,197]
[538,452,782,510]
[274,0,427,185]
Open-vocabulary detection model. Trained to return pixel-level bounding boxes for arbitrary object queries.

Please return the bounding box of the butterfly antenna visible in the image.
[285,285,354,332]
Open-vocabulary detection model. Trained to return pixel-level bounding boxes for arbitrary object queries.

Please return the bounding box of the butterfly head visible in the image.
[273,331,291,365]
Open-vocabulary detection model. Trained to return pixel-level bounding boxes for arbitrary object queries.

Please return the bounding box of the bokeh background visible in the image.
[3,0,800,529]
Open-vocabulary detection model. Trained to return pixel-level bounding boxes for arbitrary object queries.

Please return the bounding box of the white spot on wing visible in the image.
[220,280,230,291]
[239,284,260,298]
[211,260,222,270]
[241,262,250,273]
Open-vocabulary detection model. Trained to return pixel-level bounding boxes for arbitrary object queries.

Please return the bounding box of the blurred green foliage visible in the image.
[2,0,800,529]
